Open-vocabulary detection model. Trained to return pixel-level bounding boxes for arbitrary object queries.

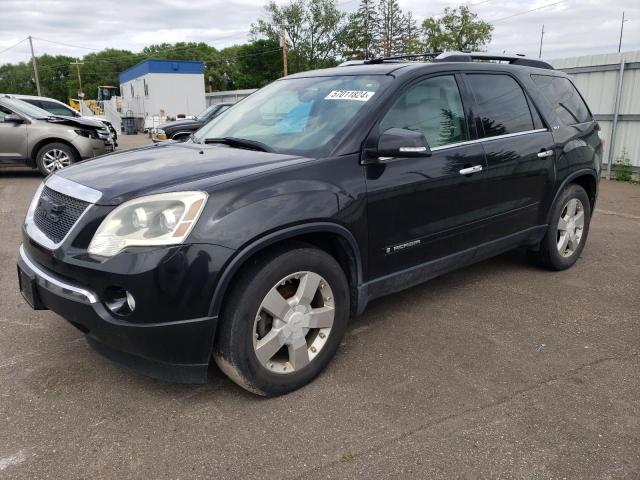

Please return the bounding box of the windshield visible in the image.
[192,75,390,157]
[5,98,52,119]
[196,104,218,121]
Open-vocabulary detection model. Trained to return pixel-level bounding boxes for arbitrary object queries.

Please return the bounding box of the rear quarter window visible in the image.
[531,75,592,125]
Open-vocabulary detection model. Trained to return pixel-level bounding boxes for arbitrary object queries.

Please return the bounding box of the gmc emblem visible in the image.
[38,194,65,223]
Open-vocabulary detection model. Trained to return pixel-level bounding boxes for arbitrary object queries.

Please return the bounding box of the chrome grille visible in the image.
[33,186,89,244]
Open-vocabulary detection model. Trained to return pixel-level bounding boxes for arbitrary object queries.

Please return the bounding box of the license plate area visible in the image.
[17,265,46,310]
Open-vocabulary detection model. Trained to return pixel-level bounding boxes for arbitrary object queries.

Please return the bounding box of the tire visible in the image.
[528,184,591,271]
[213,245,350,396]
[35,142,78,176]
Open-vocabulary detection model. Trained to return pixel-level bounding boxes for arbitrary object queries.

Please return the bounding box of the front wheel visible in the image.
[214,245,349,396]
[528,184,592,270]
[35,142,78,175]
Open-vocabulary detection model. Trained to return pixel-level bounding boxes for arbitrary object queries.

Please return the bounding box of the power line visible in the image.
[489,0,568,23]
[0,37,28,55]
[30,32,252,58]
[32,36,100,51]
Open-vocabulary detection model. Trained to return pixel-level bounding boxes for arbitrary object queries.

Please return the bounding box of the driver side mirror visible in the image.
[3,114,25,124]
[370,128,431,163]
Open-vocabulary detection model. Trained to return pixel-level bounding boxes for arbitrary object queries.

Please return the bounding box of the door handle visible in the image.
[459,165,483,175]
[537,150,554,158]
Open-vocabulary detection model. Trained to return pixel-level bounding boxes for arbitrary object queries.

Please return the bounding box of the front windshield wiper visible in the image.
[203,136,272,152]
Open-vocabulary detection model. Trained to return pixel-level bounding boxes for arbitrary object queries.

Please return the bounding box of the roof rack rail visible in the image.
[433,51,554,70]
[363,52,441,64]
[340,51,554,70]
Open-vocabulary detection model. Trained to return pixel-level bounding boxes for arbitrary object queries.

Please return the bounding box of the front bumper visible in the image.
[73,136,114,159]
[17,244,218,383]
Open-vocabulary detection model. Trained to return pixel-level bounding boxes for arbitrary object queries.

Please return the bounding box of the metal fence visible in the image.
[205,89,257,107]
[551,51,640,178]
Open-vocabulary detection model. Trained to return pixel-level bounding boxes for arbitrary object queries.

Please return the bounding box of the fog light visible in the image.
[104,287,135,315]
[126,291,136,311]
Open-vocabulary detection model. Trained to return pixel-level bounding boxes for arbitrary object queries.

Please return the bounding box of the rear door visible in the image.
[0,105,28,162]
[463,72,556,237]
[365,73,489,279]
[530,74,600,184]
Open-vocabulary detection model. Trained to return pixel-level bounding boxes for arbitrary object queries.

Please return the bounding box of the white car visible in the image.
[11,94,118,145]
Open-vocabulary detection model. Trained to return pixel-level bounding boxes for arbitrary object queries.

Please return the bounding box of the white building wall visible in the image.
[120,72,205,119]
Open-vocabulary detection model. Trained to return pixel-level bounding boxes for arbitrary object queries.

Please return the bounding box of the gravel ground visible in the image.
[0,162,638,479]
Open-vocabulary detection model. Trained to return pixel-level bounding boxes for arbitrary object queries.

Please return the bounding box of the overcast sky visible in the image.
[1,0,638,67]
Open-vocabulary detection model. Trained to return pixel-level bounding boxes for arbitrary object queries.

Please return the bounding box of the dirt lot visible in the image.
[1,159,639,478]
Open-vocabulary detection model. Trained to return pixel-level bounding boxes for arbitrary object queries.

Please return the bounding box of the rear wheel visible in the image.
[35,142,78,175]
[213,245,349,396]
[528,184,591,270]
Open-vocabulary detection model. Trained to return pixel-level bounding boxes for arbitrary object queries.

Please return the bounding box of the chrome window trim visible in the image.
[430,128,548,152]
[46,175,102,204]
[19,244,98,304]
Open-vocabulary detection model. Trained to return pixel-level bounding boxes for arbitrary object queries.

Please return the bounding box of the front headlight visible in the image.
[75,128,99,139]
[88,191,208,257]
[154,129,167,140]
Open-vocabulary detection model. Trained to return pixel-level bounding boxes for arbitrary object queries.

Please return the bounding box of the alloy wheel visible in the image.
[253,271,335,374]
[42,149,71,173]
[557,198,585,257]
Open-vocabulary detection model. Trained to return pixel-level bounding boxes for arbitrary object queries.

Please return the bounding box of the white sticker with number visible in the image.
[324,90,375,102]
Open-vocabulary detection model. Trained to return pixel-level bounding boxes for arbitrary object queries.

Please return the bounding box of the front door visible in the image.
[365,74,489,280]
[0,106,28,162]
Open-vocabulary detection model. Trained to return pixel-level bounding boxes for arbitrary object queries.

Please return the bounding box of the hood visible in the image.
[82,115,109,124]
[56,141,307,205]
[158,118,202,130]
[46,115,105,130]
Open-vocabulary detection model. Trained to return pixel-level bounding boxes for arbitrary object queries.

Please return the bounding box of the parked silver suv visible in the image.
[12,94,118,145]
[0,96,113,175]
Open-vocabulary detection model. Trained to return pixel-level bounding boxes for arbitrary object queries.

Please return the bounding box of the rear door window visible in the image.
[466,74,534,137]
[531,75,591,125]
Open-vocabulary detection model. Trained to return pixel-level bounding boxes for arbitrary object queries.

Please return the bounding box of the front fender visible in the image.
[190,181,341,249]
[206,222,363,319]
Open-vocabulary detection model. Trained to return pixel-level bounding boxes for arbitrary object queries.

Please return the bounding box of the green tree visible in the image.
[378,0,404,56]
[234,39,283,88]
[252,0,345,72]
[421,5,493,53]
[402,11,421,54]
[341,0,380,59]
[74,49,140,100]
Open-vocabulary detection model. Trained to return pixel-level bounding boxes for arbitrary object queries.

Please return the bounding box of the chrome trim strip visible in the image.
[19,245,98,304]
[430,129,548,152]
[46,175,102,204]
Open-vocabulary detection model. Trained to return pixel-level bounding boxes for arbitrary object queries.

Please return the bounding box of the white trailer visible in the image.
[119,59,206,123]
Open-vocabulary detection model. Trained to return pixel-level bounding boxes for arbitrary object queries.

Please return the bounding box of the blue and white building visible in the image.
[119,59,206,120]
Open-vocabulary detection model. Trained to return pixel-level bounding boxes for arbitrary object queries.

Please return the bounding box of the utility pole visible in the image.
[618,11,628,53]
[280,29,288,76]
[70,59,84,98]
[538,24,545,59]
[28,36,42,96]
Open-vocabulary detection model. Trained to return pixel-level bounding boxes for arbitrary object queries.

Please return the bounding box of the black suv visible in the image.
[17,52,601,396]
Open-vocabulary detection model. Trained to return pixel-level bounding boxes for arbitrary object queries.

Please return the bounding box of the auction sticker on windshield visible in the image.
[325,90,375,101]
